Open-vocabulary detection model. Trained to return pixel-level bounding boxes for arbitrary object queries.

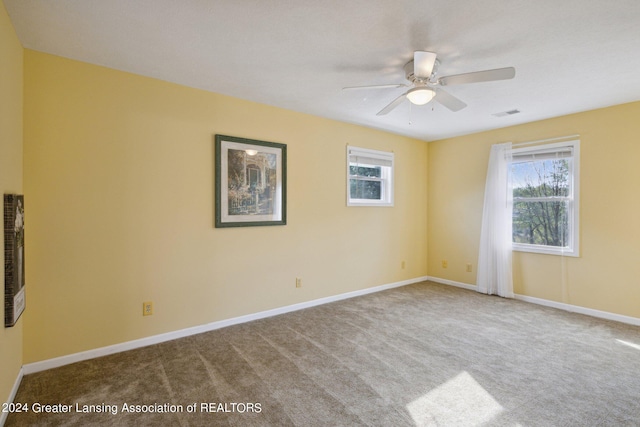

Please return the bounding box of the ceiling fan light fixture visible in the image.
[406,87,435,105]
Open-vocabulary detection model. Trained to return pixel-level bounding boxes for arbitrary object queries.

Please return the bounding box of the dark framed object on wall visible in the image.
[215,134,287,228]
[5,194,25,327]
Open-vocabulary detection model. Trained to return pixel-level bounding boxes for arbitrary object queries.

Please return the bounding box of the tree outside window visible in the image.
[512,159,569,246]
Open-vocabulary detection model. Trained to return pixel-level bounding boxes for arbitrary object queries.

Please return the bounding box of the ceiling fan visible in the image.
[343,51,515,116]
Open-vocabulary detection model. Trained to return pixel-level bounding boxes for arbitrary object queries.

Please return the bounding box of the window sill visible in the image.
[347,201,394,207]
[512,244,579,257]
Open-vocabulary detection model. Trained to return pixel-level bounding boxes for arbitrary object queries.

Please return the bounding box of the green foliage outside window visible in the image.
[512,159,570,247]
[349,165,382,200]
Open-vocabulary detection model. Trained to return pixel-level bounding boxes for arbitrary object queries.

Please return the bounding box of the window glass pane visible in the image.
[349,165,382,178]
[350,179,382,200]
[512,159,570,198]
[513,200,569,247]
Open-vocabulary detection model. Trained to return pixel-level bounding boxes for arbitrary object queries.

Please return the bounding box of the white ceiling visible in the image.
[4,0,640,141]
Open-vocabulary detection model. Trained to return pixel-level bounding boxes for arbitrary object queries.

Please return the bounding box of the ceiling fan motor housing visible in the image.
[404,59,440,85]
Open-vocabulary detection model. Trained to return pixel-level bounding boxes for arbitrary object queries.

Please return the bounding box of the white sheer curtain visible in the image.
[476,142,514,298]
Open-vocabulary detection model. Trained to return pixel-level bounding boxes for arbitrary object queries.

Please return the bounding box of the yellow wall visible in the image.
[22,50,429,363]
[0,2,24,405]
[428,101,640,318]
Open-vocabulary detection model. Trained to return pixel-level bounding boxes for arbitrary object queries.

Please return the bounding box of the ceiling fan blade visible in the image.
[414,51,437,79]
[343,83,407,90]
[438,67,515,86]
[376,92,408,116]
[434,88,467,112]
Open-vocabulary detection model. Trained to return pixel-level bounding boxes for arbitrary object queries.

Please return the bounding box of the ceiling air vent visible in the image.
[493,109,521,117]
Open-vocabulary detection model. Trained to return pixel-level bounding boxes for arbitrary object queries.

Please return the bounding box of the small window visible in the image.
[511,140,579,256]
[347,146,394,206]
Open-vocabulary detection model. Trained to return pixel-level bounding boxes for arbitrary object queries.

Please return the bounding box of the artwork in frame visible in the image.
[215,135,287,228]
[4,194,25,327]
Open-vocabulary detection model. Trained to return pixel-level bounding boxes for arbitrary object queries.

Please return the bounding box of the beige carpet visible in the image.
[6,281,640,426]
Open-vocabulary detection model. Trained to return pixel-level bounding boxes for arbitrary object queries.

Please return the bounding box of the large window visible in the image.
[511,140,580,256]
[347,146,394,206]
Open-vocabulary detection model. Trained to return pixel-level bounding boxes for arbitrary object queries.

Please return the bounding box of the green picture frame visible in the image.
[215,135,287,228]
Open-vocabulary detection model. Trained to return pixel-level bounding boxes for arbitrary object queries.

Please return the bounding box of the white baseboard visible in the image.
[22,276,429,375]
[513,293,640,326]
[427,276,640,327]
[426,276,476,291]
[1,367,24,426]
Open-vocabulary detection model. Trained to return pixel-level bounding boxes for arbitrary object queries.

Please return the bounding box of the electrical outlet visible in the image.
[442,260,448,268]
[143,301,153,316]
[295,278,302,288]
[466,263,473,273]
[401,261,406,269]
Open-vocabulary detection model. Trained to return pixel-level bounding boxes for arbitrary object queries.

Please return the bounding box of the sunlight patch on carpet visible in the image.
[406,371,503,426]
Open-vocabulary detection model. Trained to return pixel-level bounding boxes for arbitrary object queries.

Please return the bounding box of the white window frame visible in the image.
[347,146,394,207]
[511,140,580,257]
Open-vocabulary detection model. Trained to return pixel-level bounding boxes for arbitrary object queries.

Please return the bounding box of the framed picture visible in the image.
[215,135,287,228]
[4,194,25,327]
